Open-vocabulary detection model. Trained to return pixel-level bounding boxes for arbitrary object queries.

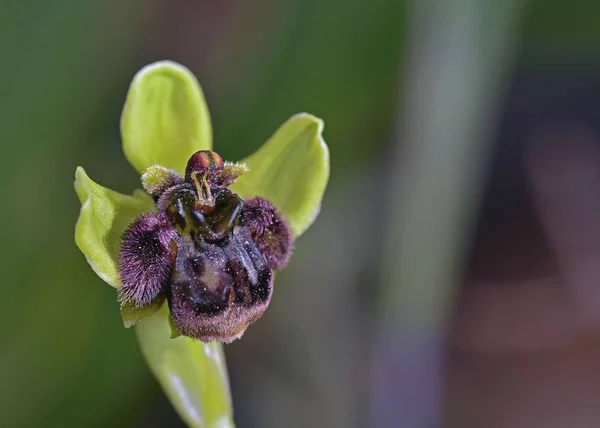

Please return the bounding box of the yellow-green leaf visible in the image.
[136,305,234,428]
[121,60,213,175]
[231,113,330,236]
[74,167,154,288]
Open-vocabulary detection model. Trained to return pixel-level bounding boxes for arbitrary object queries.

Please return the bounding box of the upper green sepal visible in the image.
[74,167,154,288]
[231,113,330,237]
[121,61,213,175]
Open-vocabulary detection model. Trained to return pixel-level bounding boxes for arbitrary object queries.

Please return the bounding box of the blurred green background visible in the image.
[2,1,600,427]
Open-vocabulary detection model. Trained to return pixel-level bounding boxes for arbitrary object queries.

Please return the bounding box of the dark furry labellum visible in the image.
[119,150,294,342]
[118,212,176,306]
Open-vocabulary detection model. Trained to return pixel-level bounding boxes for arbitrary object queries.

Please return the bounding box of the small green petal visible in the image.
[121,60,213,175]
[74,167,154,288]
[231,113,330,236]
[220,161,249,183]
[136,305,234,428]
[120,298,166,328]
[168,314,182,339]
[141,164,182,197]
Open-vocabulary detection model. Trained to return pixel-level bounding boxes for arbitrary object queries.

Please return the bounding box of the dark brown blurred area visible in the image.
[449,65,600,428]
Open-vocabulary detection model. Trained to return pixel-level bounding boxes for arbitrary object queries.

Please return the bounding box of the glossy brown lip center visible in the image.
[166,185,244,243]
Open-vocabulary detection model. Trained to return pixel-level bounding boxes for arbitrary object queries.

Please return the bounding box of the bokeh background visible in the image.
[2,0,600,427]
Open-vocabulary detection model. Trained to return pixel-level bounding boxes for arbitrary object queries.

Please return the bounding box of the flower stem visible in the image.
[136,304,235,428]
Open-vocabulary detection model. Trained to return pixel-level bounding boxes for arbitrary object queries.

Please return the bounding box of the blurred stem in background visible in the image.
[371,1,522,426]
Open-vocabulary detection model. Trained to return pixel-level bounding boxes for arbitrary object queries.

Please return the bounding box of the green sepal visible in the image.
[74,167,154,288]
[121,60,213,175]
[231,113,330,237]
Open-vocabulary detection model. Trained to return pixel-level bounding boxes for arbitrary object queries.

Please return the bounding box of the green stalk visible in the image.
[136,305,234,428]
[371,1,522,426]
